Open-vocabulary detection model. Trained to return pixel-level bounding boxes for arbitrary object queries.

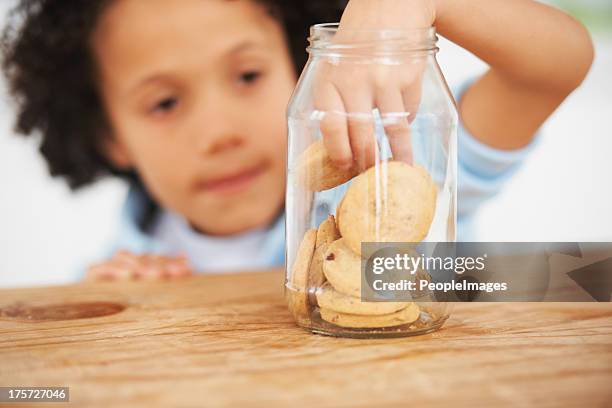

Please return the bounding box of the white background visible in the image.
[1,1,611,287]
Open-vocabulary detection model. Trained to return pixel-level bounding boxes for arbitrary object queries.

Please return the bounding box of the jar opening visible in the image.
[308,23,437,55]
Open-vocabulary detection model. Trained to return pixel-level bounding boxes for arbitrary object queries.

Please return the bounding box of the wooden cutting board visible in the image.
[1,270,610,407]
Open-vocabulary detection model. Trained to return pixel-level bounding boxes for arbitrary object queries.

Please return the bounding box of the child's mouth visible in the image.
[195,162,268,196]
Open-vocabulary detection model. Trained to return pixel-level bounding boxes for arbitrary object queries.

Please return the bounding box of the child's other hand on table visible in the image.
[86,250,194,281]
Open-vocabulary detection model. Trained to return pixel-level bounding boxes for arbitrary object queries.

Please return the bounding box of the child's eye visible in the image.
[151,97,179,114]
[238,70,262,85]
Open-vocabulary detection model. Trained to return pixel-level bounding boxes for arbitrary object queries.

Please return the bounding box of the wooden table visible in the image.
[1,270,611,407]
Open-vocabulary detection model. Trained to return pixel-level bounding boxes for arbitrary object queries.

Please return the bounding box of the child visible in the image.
[1,0,593,280]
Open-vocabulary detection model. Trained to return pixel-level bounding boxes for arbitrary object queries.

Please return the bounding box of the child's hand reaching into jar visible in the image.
[314,0,435,171]
[85,250,194,281]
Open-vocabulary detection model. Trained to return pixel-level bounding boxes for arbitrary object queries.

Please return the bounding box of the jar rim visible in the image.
[308,23,437,54]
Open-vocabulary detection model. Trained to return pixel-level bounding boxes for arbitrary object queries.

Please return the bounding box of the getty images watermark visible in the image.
[360,242,612,302]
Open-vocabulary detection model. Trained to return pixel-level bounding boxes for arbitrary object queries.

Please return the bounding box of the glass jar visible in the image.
[285,24,457,338]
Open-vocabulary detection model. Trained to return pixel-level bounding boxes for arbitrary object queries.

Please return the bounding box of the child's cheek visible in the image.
[116,120,192,206]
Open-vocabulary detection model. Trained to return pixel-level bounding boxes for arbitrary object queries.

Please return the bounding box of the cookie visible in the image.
[316,282,410,316]
[319,302,420,328]
[307,215,341,293]
[316,214,341,248]
[286,229,317,318]
[307,242,329,297]
[322,238,363,298]
[296,139,358,192]
[338,161,437,255]
[335,196,345,231]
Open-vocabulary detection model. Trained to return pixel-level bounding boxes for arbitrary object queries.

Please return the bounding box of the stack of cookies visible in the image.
[288,140,437,329]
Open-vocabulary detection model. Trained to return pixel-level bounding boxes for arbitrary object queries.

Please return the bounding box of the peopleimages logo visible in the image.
[371,253,487,275]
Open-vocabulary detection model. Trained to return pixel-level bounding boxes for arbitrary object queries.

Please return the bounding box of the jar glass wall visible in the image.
[285,24,457,338]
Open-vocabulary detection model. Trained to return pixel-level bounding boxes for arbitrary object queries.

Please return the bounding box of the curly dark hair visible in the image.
[1,0,346,189]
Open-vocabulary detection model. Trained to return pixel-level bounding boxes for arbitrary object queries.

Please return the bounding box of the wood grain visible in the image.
[0,270,611,408]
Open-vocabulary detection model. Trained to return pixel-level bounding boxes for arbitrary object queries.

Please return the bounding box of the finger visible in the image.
[175,259,194,277]
[109,257,143,280]
[86,263,132,281]
[177,260,194,276]
[402,74,423,125]
[114,249,131,257]
[136,255,168,279]
[142,255,184,279]
[164,255,194,278]
[314,81,353,170]
[166,262,193,278]
[143,265,166,280]
[340,88,377,171]
[85,264,109,281]
[113,250,140,268]
[108,265,134,280]
[376,87,413,164]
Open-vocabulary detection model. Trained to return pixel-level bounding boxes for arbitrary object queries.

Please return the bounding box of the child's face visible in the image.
[92,0,295,235]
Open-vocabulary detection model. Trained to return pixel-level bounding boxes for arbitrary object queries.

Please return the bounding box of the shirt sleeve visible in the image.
[456,80,541,236]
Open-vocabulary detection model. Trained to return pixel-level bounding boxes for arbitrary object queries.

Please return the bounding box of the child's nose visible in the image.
[194,95,245,156]
[199,135,243,155]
